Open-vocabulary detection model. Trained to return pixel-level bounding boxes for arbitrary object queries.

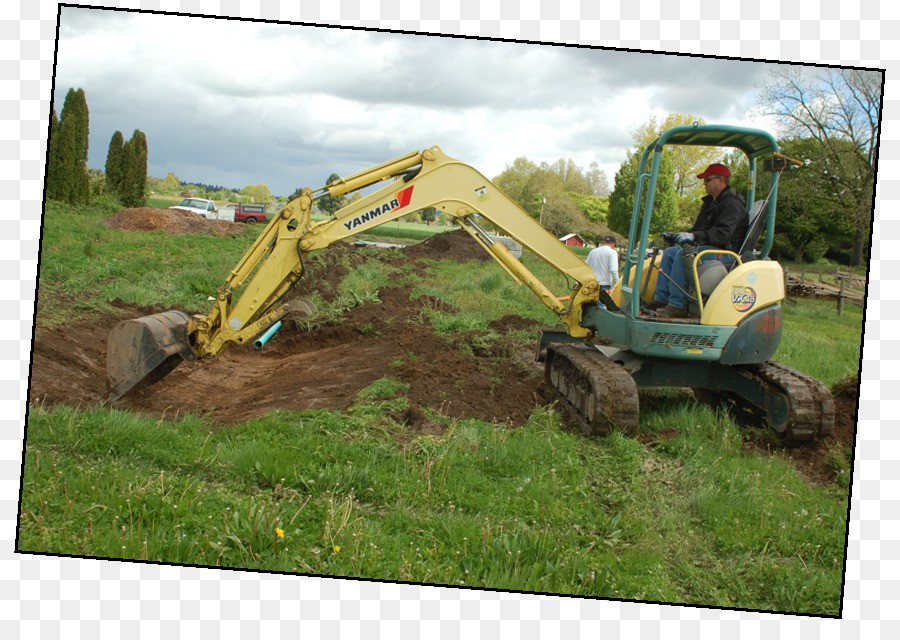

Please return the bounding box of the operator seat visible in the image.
[736,198,769,262]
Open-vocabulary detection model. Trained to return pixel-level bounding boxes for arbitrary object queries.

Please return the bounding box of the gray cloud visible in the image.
[53,7,793,197]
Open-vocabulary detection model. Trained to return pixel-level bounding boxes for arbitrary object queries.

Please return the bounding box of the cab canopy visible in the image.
[622,123,784,316]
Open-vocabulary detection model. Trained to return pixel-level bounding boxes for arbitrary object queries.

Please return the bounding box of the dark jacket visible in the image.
[689,186,748,252]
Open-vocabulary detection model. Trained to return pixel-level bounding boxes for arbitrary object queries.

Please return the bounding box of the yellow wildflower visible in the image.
[276,528,284,539]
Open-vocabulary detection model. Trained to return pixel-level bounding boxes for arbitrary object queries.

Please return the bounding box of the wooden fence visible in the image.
[783,267,866,314]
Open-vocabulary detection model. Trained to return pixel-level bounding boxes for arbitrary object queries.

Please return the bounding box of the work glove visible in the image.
[661,231,676,244]
[674,231,695,245]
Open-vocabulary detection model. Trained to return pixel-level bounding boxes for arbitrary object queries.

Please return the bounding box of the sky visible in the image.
[53,6,789,198]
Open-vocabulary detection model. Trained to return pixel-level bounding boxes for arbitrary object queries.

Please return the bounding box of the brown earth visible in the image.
[30,228,547,429]
[104,207,245,237]
[28,215,859,485]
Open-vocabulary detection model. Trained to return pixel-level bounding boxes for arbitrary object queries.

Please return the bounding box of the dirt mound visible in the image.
[488,314,542,333]
[104,207,244,237]
[401,228,490,262]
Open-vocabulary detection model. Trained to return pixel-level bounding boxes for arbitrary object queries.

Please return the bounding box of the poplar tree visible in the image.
[46,109,62,200]
[47,88,90,204]
[47,89,90,204]
[119,130,148,208]
[105,130,125,195]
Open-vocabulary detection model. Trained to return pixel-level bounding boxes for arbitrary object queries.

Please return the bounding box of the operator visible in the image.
[586,235,619,292]
[649,163,748,318]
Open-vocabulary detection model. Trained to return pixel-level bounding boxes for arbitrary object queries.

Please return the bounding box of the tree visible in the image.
[317,173,347,215]
[631,113,719,197]
[105,131,125,195]
[540,192,591,239]
[607,149,678,237]
[47,88,90,204]
[586,162,610,197]
[494,157,541,215]
[757,66,882,266]
[160,172,180,191]
[418,207,438,223]
[239,183,272,204]
[769,137,851,262]
[545,158,593,195]
[119,130,148,207]
[46,109,62,200]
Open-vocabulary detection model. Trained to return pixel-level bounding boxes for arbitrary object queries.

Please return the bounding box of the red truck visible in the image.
[216,203,268,224]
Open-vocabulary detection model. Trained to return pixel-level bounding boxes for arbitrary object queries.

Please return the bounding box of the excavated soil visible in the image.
[28,217,860,485]
[104,207,245,237]
[30,228,549,429]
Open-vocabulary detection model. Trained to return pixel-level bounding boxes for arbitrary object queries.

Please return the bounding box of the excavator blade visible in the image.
[106,310,196,401]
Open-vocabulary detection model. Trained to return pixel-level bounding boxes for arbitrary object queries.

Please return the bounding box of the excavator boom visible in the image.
[107,146,600,400]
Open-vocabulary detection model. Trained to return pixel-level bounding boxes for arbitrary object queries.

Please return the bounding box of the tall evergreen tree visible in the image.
[607,149,678,237]
[119,130,148,208]
[47,88,90,204]
[46,108,62,200]
[105,131,125,195]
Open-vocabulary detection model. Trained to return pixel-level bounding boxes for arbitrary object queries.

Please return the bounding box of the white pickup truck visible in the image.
[169,198,218,218]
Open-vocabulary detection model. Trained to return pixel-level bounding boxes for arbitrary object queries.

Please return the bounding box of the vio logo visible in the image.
[731,286,757,312]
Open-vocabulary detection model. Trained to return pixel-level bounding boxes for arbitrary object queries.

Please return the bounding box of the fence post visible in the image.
[837,276,845,316]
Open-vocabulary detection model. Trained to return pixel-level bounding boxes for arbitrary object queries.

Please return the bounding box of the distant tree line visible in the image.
[491,158,612,243]
[180,181,240,195]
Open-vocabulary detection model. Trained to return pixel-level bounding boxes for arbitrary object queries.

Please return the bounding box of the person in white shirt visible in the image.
[586,235,619,291]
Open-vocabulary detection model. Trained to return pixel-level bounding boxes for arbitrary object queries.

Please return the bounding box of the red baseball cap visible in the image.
[697,163,731,179]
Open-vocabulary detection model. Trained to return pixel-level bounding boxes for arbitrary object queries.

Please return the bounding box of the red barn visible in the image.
[559,233,588,248]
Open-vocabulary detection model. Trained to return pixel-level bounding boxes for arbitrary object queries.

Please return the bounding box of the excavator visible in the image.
[106,123,835,442]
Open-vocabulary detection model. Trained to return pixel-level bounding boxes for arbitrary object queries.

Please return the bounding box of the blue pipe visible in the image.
[254,320,282,349]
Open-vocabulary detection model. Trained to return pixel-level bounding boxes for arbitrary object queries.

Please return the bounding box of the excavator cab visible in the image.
[541,124,834,441]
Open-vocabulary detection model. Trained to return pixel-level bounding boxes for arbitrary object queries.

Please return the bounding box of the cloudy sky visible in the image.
[54,6,788,198]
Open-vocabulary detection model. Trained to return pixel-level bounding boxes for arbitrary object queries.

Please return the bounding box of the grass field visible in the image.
[18,199,863,615]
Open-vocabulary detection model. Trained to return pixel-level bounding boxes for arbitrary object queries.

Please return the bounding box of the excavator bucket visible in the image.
[106,310,196,401]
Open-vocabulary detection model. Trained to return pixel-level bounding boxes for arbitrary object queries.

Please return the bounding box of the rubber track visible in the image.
[545,344,640,436]
[750,360,836,443]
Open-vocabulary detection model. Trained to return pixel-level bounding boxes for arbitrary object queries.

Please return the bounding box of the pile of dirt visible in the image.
[401,228,491,262]
[104,207,244,237]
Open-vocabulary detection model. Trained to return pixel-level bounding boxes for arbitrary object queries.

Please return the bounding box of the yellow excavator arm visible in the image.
[106,146,600,400]
[190,145,599,359]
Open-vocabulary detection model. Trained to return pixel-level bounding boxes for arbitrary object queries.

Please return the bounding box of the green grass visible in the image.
[777,297,863,387]
[19,388,848,611]
[19,198,863,614]
[35,200,259,327]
